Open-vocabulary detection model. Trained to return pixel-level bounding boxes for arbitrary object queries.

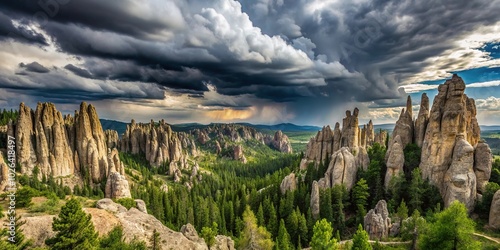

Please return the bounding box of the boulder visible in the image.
[364,200,391,240]
[96,198,127,213]
[489,190,500,229]
[135,199,147,214]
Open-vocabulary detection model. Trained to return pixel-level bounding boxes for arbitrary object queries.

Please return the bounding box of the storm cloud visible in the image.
[0,0,499,125]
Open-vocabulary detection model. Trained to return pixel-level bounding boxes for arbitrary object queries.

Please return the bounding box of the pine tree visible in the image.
[419,201,480,250]
[45,198,98,250]
[396,200,409,225]
[276,219,293,250]
[408,168,423,213]
[352,224,372,250]
[239,206,274,250]
[257,203,265,227]
[310,219,338,250]
[352,179,370,225]
[150,229,160,250]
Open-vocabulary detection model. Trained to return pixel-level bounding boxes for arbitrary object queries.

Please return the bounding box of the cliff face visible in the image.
[14,102,130,199]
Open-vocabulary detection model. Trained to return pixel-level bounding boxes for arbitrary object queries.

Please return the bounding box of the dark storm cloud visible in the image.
[19,61,50,73]
[0,10,47,45]
[0,0,500,125]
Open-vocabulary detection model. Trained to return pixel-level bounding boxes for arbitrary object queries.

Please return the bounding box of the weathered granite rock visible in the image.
[280,173,297,194]
[414,93,429,148]
[104,129,119,149]
[211,235,235,250]
[385,136,405,188]
[341,108,360,148]
[16,103,36,175]
[354,146,370,170]
[489,190,500,229]
[474,142,492,193]
[135,199,147,214]
[305,126,335,164]
[0,151,9,191]
[181,223,202,242]
[419,75,481,209]
[322,147,358,190]
[374,129,388,147]
[233,145,247,163]
[96,198,127,213]
[269,130,293,153]
[443,138,476,211]
[366,120,375,146]
[105,172,132,199]
[310,181,320,219]
[364,200,391,240]
[386,96,413,163]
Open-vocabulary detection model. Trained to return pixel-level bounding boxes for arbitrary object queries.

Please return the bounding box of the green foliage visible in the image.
[46,198,99,250]
[400,209,427,248]
[0,215,33,250]
[150,229,160,250]
[491,157,500,185]
[418,201,481,250]
[116,198,136,210]
[352,178,370,225]
[352,224,372,250]
[29,192,60,214]
[276,219,294,250]
[201,222,218,247]
[310,219,338,250]
[396,200,409,224]
[403,144,421,177]
[238,206,274,250]
[16,187,39,208]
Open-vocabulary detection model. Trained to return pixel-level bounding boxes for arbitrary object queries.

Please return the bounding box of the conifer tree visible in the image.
[239,206,274,250]
[276,219,293,250]
[150,229,160,250]
[352,224,372,250]
[45,198,98,250]
[310,219,338,250]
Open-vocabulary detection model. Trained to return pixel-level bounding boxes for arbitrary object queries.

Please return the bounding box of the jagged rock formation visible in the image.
[104,129,119,149]
[211,235,235,250]
[105,172,132,199]
[489,190,500,229]
[267,130,293,153]
[374,129,388,147]
[385,96,414,165]
[14,102,130,197]
[419,75,486,210]
[233,145,247,163]
[341,108,360,148]
[310,181,320,218]
[304,125,338,164]
[414,93,429,147]
[474,142,492,193]
[385,135,405,188]
[120,119,196,168]
[364,200,391,240]
[280,173,297,194]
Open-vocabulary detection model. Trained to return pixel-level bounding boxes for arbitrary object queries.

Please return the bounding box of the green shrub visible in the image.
[116,198,136,209]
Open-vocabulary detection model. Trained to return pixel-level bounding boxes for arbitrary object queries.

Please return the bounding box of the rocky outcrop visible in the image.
[366,120,375,146]
[305,125,336,164]
[104,129,119,149]
[105,172,132,199]
[374,129,388,147]
[280,173,297,194]
[443,138,476,211]
[96,198,127,213]
[419,75,484,210]
[474,142,492,193]
[364,200,391,240]
[310,181,320,219]
[233,145,247,163]
[267,130,293,153]
[385,136,405,188]
[120,119,195,167]
[13,102,130,197]
[0,151,9,191]
[211,235,235,250]
[135,199,147,213]
[341,108,359,148]
[319,147,357,190]
[386,96,413,163]
[414,93,429,147]
[489,190,500,229]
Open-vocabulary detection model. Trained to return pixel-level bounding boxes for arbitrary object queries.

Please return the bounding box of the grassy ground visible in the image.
[285,131,317,153]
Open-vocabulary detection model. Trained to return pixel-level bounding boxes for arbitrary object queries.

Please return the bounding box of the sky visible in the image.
[0,0,500,126]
